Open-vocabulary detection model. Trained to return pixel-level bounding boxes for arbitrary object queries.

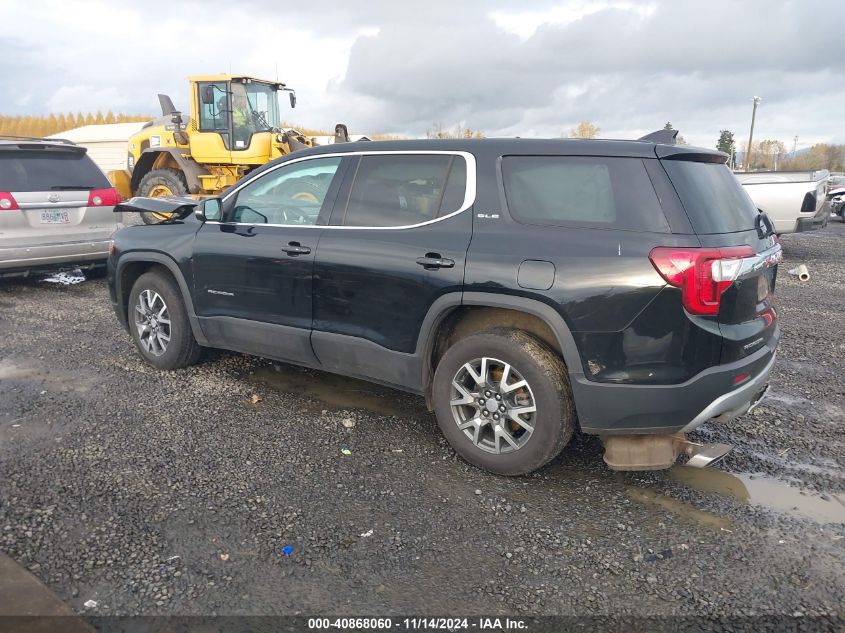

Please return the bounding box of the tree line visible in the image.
[717,129,843,172]
[0,112,152,138]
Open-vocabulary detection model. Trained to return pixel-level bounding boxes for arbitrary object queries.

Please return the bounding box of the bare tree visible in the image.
[426,122,484,139]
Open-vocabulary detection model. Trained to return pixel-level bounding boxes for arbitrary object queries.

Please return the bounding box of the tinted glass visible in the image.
[0,149,109,192]
[343,154,465,227]
[662,161,758,234]
[439,157,467,216]
[502,156,669,232]
[231,157,341,225]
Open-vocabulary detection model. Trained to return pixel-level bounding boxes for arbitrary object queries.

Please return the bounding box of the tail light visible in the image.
[87,188,121,207]
[649,246,754,316]
[0,192,19,210]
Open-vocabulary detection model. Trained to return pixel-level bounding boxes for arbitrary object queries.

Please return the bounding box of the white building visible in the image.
[47,122,148,174]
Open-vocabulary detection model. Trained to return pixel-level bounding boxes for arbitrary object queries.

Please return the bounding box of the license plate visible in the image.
[40,210,70,224]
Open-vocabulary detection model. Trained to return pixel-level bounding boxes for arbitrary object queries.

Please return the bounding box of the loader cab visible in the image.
[189,75,294,165]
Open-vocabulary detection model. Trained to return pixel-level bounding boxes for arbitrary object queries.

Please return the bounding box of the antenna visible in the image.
[275,62,279,82]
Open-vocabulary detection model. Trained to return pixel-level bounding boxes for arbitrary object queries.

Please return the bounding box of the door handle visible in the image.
[281,242,311,256]
[416,254,455,269]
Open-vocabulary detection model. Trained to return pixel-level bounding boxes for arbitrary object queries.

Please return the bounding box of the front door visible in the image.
[192,155,348,364]
[312,151,474,390]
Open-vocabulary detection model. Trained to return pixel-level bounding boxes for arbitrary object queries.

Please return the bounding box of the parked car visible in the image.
[109,135,781,474]
[734,169,829,234]
[0,138,121,278]
[827,175,845,221]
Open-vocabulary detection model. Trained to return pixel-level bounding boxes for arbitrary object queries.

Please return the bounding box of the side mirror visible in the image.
[289,91,296,109]
[197,198,222,222]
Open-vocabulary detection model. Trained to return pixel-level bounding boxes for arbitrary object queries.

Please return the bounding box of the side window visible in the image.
[198,82,229,133]
[341,154,467,227]
[501,156,670,232]
[230,157,342,225]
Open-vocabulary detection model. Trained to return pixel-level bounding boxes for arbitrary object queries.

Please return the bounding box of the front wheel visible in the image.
[432,328,576,475]
[128,270,201,369]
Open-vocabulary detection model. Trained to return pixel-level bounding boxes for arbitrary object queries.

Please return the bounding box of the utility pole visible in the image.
[746,96,761,170]
[792,135,798,157]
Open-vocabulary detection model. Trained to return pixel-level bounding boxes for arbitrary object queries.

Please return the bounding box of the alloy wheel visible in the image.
[134,289,171,356]
[449,357,536,454]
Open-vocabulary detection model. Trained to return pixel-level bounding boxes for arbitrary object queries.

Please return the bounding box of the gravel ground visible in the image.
[0,220,843,625]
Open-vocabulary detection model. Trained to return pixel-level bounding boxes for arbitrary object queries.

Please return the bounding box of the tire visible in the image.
[136,168,189,225]
[272,176,330,203]
[432,328,576,475]
[128,270,201,370]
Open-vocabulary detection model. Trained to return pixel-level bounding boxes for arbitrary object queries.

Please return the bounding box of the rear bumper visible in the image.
[574,327,778,435]
[0,240,111,275]
[794,201,831,233]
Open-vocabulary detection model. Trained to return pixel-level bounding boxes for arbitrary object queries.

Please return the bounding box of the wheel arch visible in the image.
[116,252,209,345]
[418,292,585,406]
[130,149,210,195]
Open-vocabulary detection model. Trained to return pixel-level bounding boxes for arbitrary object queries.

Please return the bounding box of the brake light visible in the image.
[87,188,121,207]
[0,192,19,210]
[649,245,754,316]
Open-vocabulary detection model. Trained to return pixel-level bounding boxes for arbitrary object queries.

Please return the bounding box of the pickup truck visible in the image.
[734,169,829,235]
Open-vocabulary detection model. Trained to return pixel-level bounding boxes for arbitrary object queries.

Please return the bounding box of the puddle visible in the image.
[671,466,845,524]
[251,364,418,418]
[625,487,730,530]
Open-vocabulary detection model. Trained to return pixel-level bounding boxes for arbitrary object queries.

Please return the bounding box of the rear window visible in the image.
[662,161,758,234]
[0,148,109,192]
[501,156,669,232]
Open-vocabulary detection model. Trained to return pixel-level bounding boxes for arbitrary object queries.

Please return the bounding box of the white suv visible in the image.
[0,138,121,278]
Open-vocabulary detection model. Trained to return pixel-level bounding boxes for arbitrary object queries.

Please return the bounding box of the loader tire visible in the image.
[137,169,189,224]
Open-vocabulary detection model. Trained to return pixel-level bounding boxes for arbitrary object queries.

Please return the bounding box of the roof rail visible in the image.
[638,129,678,145]
[0,135,76,145]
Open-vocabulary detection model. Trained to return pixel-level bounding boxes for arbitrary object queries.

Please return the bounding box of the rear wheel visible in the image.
[432,328,576,475]
[136,168,189,224]
[128,270,201,369]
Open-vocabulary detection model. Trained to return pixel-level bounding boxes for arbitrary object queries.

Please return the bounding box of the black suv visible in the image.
[109,136,781,474]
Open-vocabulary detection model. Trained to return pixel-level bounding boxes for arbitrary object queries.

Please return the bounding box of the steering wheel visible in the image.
[251,110,270,130]
[279,205,310,224]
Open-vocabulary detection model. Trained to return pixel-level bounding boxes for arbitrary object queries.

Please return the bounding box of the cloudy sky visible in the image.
[2,0,843,149]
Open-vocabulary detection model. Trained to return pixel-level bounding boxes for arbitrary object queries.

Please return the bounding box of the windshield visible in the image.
[233,82,281,132]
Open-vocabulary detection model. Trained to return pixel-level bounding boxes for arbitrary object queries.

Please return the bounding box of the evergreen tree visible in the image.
[717,129,736,157]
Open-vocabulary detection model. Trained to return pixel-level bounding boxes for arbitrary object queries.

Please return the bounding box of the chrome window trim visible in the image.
[210,150,476,230]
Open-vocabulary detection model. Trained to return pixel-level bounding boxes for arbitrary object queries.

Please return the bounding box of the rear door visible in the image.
[311,151,473,390]
[0,144,116,248]
[660,156,781,363]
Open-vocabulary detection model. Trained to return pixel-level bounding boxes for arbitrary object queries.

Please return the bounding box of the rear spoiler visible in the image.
[115,196,198,218]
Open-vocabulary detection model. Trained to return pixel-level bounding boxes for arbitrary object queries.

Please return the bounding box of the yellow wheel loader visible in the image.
[108,75,350,224]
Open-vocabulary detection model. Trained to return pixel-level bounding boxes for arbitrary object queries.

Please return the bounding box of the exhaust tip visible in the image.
[685,442,733,468]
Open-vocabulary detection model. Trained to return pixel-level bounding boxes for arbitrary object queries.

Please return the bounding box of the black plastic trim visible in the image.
[575,331,778,434]
[116,252,209,346]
